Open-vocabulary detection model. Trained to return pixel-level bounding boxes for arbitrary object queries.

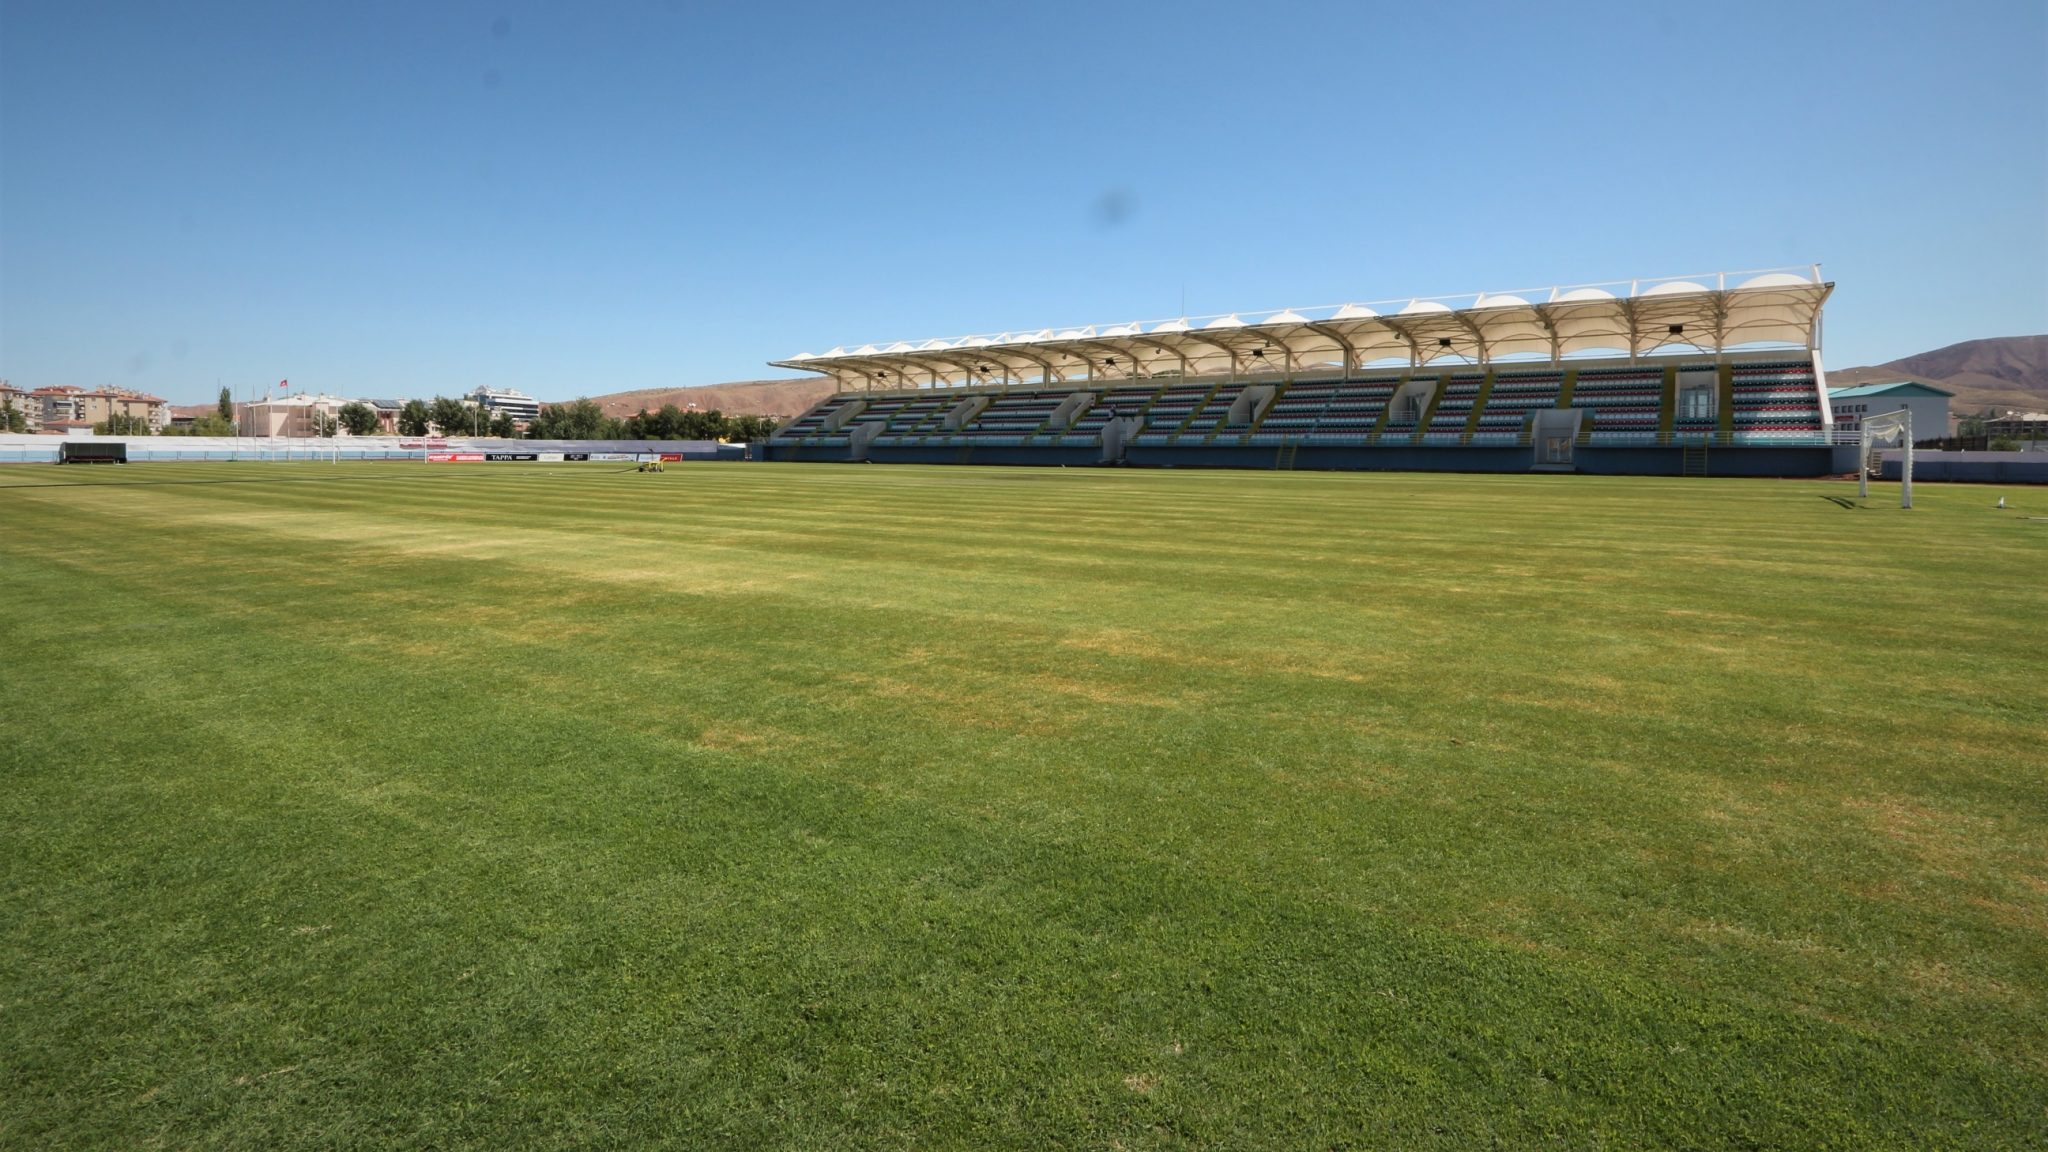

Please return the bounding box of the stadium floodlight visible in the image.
[1858,409,1913,508]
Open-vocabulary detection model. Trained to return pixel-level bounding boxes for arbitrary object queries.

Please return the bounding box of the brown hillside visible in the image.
[1830,335,2048,414]
[564,378,838,420]
[167,379,837,422]
[1885,335,2048,394]
[1823,366,2041,410]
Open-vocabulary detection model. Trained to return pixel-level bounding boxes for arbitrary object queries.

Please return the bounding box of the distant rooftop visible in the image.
[1829,381,1954,399]
[246,393,352,406]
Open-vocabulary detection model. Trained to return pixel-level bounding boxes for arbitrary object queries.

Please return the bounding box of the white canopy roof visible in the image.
[772,267,1832,389]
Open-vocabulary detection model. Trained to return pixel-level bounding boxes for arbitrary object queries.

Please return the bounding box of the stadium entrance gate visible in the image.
[1531,409,1581,470]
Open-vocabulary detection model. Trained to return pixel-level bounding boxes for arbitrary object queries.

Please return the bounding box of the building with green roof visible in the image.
[1828,381,1951,440]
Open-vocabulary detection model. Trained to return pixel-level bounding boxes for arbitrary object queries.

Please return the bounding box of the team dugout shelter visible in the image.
[767,268,1848,476]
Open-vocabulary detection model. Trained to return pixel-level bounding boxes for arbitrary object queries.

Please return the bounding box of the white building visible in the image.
[239,394,354,437]
[1986,411,2048,445]
[0,383,36,431]
[1829,381,1951,442]
[468,387,540,424]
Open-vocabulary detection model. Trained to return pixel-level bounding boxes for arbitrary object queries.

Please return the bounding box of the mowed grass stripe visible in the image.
[4,541,2031,1139]
[2,462,2044,1148]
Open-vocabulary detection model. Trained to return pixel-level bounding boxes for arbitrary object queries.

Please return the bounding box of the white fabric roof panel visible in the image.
[772,269,1832,388]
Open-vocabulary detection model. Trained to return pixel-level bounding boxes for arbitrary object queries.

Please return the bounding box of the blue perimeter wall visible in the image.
[770,441,1844,477]
[1880,452,2048,484]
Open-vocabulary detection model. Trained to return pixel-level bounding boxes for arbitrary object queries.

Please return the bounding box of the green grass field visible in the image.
[2,461,2044,1148]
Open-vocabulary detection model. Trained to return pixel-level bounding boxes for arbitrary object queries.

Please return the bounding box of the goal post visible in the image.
[1858,410,1912,508]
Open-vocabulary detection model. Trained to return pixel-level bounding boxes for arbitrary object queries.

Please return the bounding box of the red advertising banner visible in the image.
[427,452,486,463]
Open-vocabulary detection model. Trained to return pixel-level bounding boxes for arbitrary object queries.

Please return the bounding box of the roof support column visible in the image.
[1456,314,1491,367]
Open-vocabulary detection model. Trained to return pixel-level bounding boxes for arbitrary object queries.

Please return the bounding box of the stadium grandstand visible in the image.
[767,268,1845,476]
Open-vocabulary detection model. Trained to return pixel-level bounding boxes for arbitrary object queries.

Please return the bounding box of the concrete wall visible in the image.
[943,394,991,430]
[820,400,866,431]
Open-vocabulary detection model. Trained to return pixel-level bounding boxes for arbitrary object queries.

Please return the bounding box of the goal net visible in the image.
[1858,410,1913,508]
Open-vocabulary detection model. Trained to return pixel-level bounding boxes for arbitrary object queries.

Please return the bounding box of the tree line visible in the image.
[395,397,778,440]
[154,387,238,435]
[30,384,783,441]
[391,397,517,438]
[523,400,779,442]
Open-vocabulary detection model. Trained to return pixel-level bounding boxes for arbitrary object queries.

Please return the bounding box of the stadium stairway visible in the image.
[1406,378,1449,445]
[1421,373,1482,445]
[1717,363,1737,442]
[1172,380,1230,442]
[1365,379,1404,444]
[1479,369,1564,446]
[1129,382,1216,446]
[1059,383,1164,446]
[1238,381,1295,442]
[1555,367,1580,409]
[1656,367,1679,443]
[1459,371,1498,444]
[1571,365,1664,445]
[1171,380,1233,443]
[1247,377,1342,445]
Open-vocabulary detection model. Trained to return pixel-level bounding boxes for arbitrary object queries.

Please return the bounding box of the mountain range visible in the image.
[1824,335,2048,414]
[569,377,841,420]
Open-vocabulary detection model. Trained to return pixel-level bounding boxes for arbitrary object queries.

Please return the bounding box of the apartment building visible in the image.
[0,383,36,430]
[26,386,168,431]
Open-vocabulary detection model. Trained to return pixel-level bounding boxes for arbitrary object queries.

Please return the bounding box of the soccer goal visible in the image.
[1857,410,1913,508]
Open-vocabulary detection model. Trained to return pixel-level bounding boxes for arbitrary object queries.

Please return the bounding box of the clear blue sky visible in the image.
[3,0,2043,405]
